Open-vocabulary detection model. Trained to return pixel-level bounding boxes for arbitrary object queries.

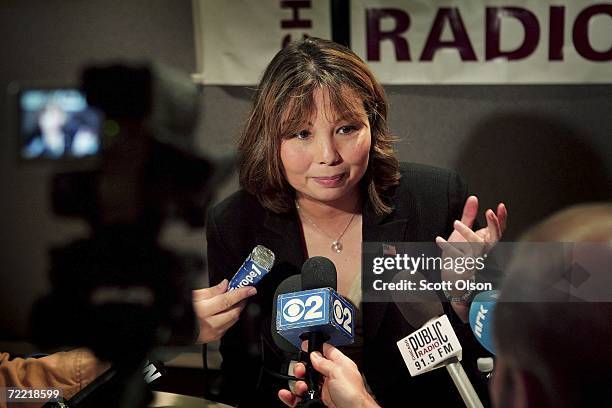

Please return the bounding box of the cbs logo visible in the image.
[282,295,324,323]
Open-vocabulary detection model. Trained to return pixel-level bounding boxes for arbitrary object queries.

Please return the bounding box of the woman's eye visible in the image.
[338,125,359,135]
[294,130,311,140]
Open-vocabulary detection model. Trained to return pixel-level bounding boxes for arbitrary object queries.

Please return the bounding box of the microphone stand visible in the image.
[445,357,484,408]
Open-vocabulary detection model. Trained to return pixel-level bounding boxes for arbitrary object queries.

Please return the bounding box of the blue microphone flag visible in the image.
[469,290,499,354]
[276,287,354,349]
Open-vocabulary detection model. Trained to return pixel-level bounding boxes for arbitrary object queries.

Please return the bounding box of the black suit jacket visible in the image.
[205,163,492,407]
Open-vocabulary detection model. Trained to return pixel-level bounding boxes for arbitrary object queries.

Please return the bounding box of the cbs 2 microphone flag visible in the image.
[276,287,355,349]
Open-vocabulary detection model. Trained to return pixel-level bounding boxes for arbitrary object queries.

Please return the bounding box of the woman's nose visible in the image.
[316,136,340,165]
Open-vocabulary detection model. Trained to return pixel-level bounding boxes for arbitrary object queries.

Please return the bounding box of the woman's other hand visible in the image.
[436,196,507,320]
[437,195,507,254]
[192,279,257,343]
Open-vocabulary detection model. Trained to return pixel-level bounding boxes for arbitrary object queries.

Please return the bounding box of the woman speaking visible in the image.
[198,37,507,407]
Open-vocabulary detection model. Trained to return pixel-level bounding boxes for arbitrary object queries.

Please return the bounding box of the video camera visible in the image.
[17,62,233,407]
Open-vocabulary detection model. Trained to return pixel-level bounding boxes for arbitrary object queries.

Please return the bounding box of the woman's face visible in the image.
[280,87,371,205]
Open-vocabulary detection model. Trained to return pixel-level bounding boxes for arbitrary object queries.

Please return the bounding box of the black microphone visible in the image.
[299,257,337,407]
[272,257,354,407]
[272,274,303,353]
[301,256,337,291]
[271,272,326,407]
[391,270,484,408]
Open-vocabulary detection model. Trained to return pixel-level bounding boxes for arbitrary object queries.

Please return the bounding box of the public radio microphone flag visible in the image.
[276,287,355,349]
[396,314,463,377]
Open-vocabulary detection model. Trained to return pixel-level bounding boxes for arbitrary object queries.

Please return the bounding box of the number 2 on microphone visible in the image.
[304,295,323,320]
[333,299,353,334]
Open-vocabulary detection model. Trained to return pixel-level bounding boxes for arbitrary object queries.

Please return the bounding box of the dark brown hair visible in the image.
[238,37,400,214]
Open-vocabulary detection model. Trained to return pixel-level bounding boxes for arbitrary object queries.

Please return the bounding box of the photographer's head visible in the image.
[239,37,399,214]
[491,203,612,408]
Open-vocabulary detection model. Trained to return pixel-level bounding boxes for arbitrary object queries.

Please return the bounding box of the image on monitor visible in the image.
[19,88,102,160]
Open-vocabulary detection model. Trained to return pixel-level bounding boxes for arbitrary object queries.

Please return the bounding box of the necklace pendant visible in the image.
[331,241,343,253]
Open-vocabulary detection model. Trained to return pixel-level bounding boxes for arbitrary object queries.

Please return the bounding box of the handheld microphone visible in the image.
[274,257,354,407]
[468,290,499,355]
[275,257,354,349]
[392,270,484,408]
[301,256,337,291]
[227,245,275,291]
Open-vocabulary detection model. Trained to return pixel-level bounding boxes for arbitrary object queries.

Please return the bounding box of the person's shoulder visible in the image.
[389,163,467,237]
[398,162,459,184]
[396,162,463,196]
[208,189,264,224]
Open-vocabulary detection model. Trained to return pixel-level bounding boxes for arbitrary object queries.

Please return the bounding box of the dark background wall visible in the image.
[1,0,610,339]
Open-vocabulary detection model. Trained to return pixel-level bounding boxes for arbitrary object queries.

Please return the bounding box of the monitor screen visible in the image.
[19,88,102,160]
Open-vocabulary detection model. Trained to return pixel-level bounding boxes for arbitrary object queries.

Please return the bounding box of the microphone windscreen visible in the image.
[301,256,337,291]
[391,270,444,328]
[468,290,499,355]
[271,274,302,351]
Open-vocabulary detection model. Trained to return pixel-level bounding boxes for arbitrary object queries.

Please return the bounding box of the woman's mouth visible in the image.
[312,173,346,187]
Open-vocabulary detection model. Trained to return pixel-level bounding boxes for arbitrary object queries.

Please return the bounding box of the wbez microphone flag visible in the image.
[276,287,355,348]
[396,314,462,377]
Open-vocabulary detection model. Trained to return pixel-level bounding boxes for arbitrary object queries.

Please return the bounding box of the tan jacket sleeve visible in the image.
[0,348,110,408]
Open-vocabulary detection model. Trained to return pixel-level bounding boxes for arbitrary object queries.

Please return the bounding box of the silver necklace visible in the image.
[295,201,357,254]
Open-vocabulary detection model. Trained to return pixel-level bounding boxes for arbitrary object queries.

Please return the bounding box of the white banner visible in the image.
[193,0,331,85]
[352,0,612,83]
[193,0,612,84]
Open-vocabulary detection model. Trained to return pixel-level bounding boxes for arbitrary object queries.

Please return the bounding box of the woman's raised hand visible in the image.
[436,195,507,259]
